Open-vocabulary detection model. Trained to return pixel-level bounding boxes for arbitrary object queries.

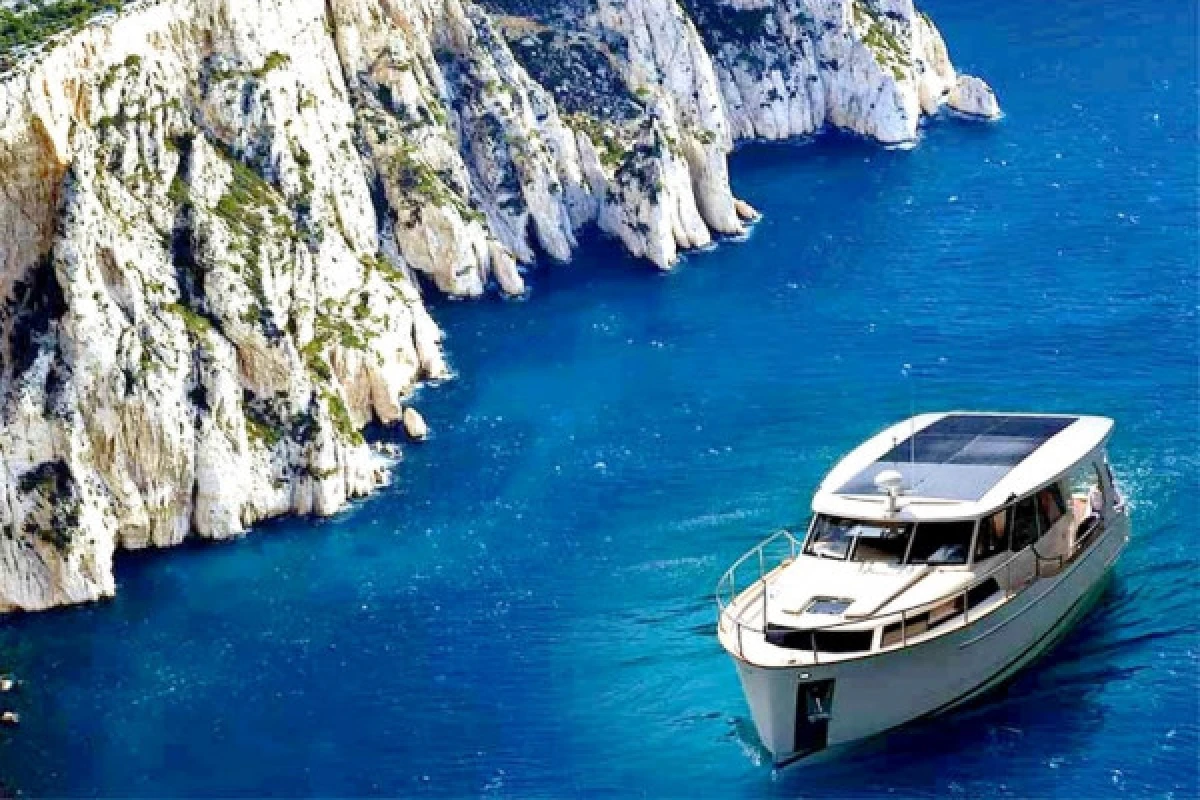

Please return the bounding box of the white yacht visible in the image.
[716,412,1129,766]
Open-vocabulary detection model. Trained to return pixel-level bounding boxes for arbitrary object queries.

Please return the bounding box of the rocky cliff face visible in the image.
[0,0,997,611]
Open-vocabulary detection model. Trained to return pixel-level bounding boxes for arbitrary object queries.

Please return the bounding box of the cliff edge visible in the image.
[0,0,998,611]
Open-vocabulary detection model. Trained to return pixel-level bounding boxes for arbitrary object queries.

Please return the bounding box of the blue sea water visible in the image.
[1,0,1197,796]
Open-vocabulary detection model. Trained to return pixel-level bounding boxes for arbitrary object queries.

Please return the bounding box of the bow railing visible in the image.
[714,529,803,658]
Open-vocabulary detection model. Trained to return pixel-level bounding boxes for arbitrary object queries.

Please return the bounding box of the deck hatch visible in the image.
[835,414,1077,501]
[805,597,854,615]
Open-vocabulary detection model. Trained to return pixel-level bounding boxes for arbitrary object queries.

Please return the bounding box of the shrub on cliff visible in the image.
[1,0,123,62]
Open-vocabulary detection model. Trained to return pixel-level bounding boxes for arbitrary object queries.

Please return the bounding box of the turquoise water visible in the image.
[2,0,1197,796]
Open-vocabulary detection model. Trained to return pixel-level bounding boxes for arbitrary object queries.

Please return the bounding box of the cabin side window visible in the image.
[1067,461,1108,520]
[1011,496,1038,551]
[907,521,975,565]
[1036,484,1067,533]
[974,510,1009,562]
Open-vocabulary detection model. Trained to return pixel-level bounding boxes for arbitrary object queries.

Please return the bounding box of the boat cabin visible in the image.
[810,412,1119,564]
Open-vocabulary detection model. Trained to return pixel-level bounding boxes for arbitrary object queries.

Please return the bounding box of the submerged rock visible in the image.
[373,441,402,458]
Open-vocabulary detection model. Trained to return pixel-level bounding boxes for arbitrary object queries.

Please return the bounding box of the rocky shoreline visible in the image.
[0,0,998,612]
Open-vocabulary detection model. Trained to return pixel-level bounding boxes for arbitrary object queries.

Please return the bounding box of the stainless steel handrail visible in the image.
[716,519,1107,658]
[714,529,801,657]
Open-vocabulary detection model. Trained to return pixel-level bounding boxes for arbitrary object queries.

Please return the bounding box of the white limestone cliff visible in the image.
[688,0,987,145]
[0,0,998,611]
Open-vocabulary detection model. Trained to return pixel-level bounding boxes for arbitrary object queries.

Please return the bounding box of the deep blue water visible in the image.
[2,0,1197,796]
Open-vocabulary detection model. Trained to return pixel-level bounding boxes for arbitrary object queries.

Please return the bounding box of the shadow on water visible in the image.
[424,228,659,316]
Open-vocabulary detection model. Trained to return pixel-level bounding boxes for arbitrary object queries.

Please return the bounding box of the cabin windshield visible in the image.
[805,515,979,566]
[805,515,913,563]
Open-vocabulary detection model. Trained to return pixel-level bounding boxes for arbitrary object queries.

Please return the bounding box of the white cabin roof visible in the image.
[812,412,1114,522]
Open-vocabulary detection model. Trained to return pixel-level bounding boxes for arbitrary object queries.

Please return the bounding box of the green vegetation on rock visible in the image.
[209,144,298,326]
[853,0,911,77]
[258,50,289,75]
[387,136,484,226]
[165,302,214,336]
[360,252,410,295]
[168,175,189,205]
[300,335,333,382]
[244,407,284,447]
[214,155,277,225]
[1,0,122,70]
[324,390,362,445]
[395,142,455,206]
[563,112,628,171]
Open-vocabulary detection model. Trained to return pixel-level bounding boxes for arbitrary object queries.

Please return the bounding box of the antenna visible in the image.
[875,470,905,514]
[902,363,915,468]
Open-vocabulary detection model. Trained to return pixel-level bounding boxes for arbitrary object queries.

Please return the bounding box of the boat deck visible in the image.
[716,518,1106,668]
[718,555,1015,667]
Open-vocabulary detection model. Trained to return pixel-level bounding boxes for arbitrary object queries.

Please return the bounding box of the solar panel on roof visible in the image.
[835,414,1077,501]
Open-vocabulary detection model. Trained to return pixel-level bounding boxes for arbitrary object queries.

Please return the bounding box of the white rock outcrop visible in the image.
[0,0,997,611]
[688,0,990,145]
[948,74,1002,119]
[402,407,429,442]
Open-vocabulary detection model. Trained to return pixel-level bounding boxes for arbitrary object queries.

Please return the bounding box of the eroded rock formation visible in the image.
[0,0,998,611]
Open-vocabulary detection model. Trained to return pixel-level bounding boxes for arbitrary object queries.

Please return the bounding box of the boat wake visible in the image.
[723,716,769,768]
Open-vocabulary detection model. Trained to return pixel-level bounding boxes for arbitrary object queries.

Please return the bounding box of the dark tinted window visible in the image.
[908,521,975,565]
[1011,496,1038,550]
[765,626,873,653]
[849,525,912,564]
[975,510,1009,561]
[966,577,1001,609]
[1037,485,1066,532]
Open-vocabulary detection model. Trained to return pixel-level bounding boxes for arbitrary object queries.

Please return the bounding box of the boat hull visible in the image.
[730,515,1128,765]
